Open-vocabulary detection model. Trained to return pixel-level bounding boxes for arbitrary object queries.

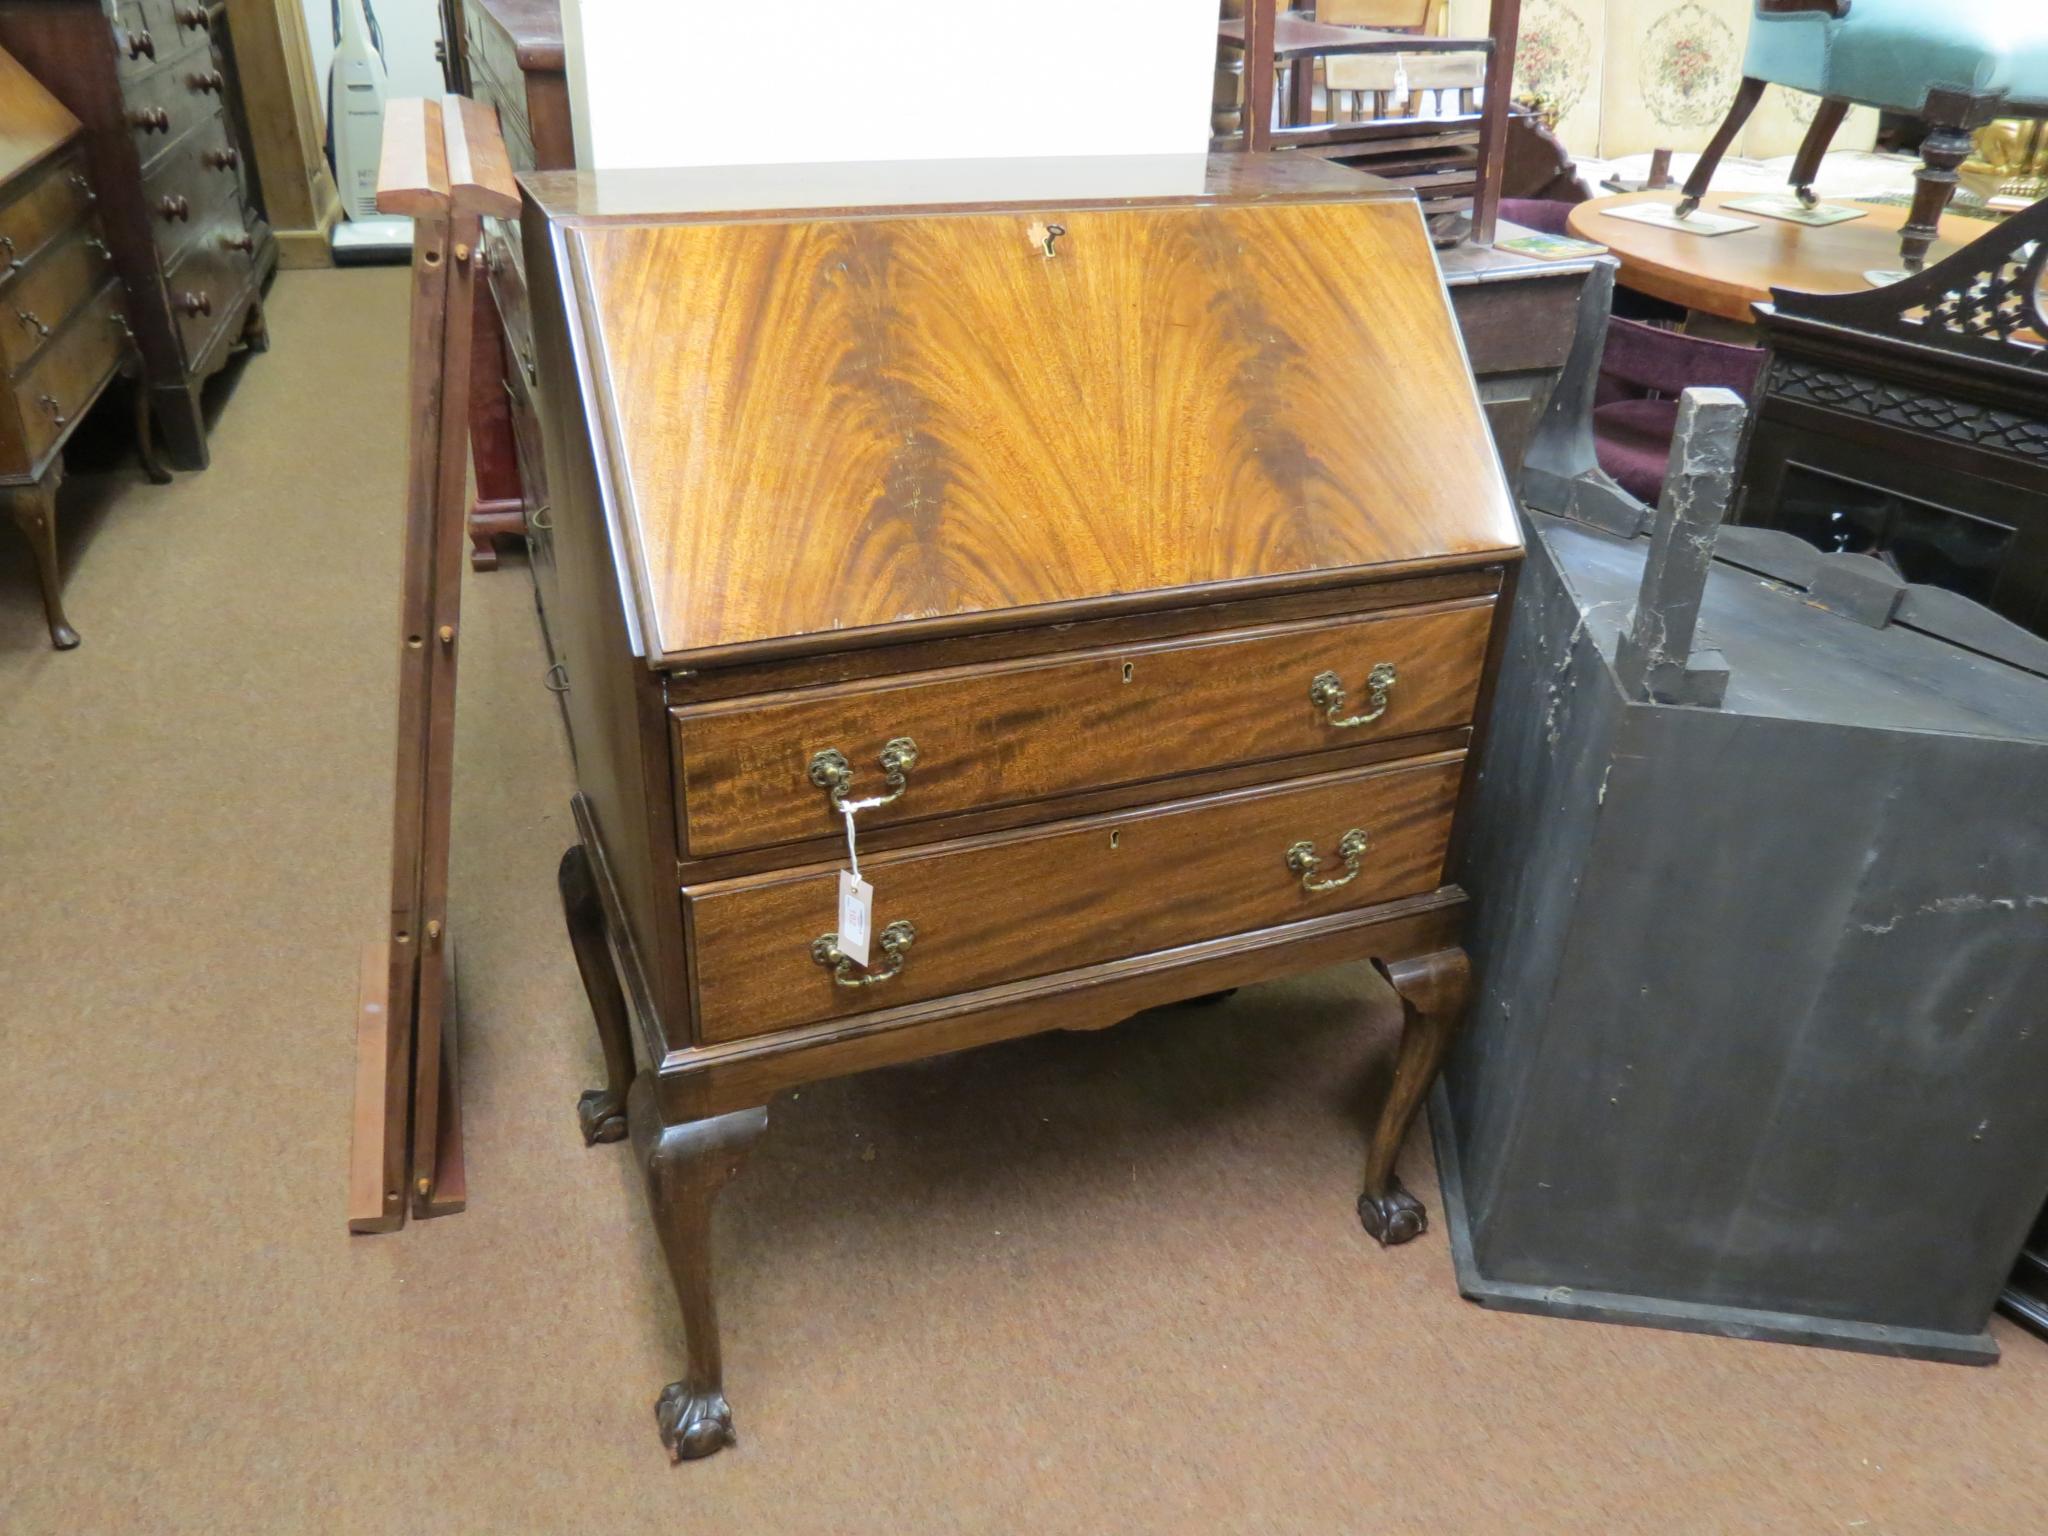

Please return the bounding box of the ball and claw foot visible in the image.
[1358,1179,1428,1246]
[577,1088,627,1145]
[657,1382,737,1462]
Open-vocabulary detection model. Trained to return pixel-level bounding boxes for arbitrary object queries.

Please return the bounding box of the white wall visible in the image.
[303,0,451,119]
[565,0,1219,171]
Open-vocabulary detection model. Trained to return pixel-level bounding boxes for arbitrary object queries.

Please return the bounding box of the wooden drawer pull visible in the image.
[205,146,240,171]
[178,290,212,317]
[126,28,155,59]
[1309,662,1398,728]
[176,5,211,29]
[220,231,255,254]
[159,194,191,222]
[811,919,917,987]
[15,306,50,339]
[809,735,919,813]
[130,106,172,133]
[188,70,226,94]
[1286,828,1369,893]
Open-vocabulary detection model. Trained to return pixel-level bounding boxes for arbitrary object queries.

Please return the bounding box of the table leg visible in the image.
[5,469,78,649]
[1358,948,1471,1245]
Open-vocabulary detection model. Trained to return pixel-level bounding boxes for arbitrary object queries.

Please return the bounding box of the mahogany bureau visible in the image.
[523,154,1521,1461]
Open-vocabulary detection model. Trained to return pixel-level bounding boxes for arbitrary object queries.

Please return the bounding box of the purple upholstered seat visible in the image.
[1593,319,1765,503]
[1500,197,1576,237]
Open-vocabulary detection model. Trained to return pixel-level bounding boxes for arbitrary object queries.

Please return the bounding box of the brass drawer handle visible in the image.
[809,735,918,812]
[36,393,67,427]
[1,235,19,274]
[15,307,49,338]
[67,172,95,205]
[1309,662,1398,728]
[1286,829,1369,893]
[811,919,917,988]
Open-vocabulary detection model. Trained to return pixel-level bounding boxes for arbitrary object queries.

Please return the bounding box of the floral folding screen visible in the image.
[1447,0,1879,161]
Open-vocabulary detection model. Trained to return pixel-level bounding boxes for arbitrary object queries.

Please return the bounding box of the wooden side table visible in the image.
[0,43,165,649]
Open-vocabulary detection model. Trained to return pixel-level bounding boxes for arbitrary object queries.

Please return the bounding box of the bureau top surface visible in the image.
[0,43,79,187]
[537,155,1519,667]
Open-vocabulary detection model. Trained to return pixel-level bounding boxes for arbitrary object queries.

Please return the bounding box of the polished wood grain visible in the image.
[375,96,448,218]
[0,221,109,374]
[1567,190,1985,325]
[685,753,1464,1042]
[673,598,1493,858]
[0,42,79,184]
[443,93,517,220]
[571,194,1517,664]
[0,152,93,272]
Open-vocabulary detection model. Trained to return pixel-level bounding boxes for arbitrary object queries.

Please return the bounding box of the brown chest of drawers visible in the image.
[0,0,277,471]
[524,154,1521,1462]
[1,41,161,648]
[453,0,569,664]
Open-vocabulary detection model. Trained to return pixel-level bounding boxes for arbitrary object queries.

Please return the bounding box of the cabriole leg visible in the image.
[1358,948,1472,1245]
[559,842,633,1144]
[1676,76,1767,217]
[1787,97,1849,206]
[632,1087,769,1462]
[6,472,77,649]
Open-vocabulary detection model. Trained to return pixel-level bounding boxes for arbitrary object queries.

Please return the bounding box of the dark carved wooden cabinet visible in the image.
[524,156,1520,1461]
[1734,199,2048,634]
[0,0,277,471]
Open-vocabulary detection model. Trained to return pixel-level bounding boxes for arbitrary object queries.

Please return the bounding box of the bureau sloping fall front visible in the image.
[522,153,1521,1461]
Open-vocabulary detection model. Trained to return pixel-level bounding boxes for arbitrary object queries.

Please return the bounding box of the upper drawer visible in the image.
[10,279,126,469]
[683,752,1465,1043]
[671,599,1493,859]
[121,49,230,173]
[0,154,94,276]
[0,224,118,379]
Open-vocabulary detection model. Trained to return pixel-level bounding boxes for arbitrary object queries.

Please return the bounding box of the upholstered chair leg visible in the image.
[1677,76,1768,217]
[1788,98,1850,206]
[1902,123,1974,272]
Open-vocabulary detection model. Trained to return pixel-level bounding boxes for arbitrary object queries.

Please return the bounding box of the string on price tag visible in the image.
[836,798,882,967]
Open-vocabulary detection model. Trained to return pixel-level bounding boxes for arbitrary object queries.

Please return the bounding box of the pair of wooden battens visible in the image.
[347,98,518,1234]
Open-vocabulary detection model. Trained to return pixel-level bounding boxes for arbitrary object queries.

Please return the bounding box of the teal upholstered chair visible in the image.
[1677,0,2048,270]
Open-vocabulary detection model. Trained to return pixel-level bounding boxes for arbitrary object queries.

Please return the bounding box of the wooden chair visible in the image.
[1320,0,1487,123]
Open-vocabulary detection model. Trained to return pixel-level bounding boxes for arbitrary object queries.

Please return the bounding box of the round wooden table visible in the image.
[1566,190,1986,325]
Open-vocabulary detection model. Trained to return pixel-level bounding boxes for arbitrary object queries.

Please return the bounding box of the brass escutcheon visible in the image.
[1286,828,1369,893]
[1309,662,1398,728]
[809,736,919,812]
[811,919,917,987]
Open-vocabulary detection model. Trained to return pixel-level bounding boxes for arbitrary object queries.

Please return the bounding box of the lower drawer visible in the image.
[683,751,1464,1042]
[1,224,116,378]
[10,280,125,467]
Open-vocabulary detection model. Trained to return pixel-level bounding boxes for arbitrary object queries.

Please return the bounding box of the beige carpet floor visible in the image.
[4,267,2046,1535]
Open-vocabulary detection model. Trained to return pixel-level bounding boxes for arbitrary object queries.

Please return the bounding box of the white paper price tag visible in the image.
[837,870,874,967]
[1393,54,1409,99]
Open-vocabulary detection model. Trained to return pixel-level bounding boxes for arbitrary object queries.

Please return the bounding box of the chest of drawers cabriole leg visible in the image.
[524,154,1522,1462]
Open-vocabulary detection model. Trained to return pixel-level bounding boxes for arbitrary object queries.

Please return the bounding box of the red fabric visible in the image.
[1594,397,1682,504]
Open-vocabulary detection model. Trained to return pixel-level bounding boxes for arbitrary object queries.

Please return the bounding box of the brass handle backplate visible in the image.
[1309,662,1398,728]
[809,735,918,812]
[812,919,916,987]
[1286,829,1369,893]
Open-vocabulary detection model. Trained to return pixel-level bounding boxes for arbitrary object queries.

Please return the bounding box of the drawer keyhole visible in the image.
[1110,830,1120,850]
[1121,661,1133,683]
